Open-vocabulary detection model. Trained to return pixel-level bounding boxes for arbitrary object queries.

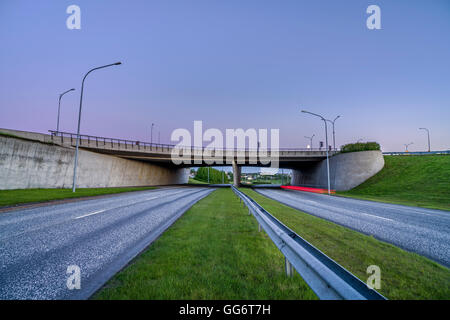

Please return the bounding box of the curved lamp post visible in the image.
[419,128,430,152]
[57,88,75,132]
[305,134,315,149]
[301,110,331,195]
[404,142,413,152]
[326,115,341,151]
[72,62,122,192]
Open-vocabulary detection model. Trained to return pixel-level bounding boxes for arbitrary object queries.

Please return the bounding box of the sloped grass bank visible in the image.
[339,155,450,211]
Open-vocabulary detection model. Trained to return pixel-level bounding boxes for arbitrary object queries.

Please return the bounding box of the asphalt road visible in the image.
[0,186,213,300]
[255,188,450,268]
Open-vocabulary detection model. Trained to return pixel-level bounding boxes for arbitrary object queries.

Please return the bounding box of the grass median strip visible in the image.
[94,188,317,299]
[0,187,157,207]
[241,188,450,300]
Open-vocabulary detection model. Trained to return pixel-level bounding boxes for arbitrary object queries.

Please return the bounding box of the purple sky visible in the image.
[1,0,449,152]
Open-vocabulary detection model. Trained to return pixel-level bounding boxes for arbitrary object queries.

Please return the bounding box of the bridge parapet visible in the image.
[47,130,332,158]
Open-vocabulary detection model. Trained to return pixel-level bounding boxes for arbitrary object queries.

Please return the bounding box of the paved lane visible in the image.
[0,187,214,299]
[255,188,450,268]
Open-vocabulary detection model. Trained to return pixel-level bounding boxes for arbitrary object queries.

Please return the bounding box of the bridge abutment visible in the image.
[290,150,384,191]
[0,135,189,190]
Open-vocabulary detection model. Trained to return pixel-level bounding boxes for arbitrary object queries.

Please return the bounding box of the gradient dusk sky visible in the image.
[1,0,449,152]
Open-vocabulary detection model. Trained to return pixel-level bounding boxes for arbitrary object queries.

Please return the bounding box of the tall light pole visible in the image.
[326,115,340,151]
[151,123,154,144]
[304,134,315,149]
[419,128,430,152]
[57,88,75,132]
[301,110,331,195]
[72,62,122,192]
[404,142,413,152]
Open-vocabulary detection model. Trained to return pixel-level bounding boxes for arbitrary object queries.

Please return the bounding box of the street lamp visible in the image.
[57,88,75,132]
[404,142,413,152]
[305,134,315,149]
[326,115,340,151]
[301,110,331,195]
[151,123,154,144]
[72,62,122,192]
[419,128,431,152]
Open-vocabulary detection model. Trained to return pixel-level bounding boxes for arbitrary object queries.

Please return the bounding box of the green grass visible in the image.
[94,189,317,299]
[339,155,450,211]
[0,187,157,207]
[188,178,209,184]
[241,188,450,300]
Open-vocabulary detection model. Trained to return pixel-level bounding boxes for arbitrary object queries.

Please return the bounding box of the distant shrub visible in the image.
[340,142,381,153]
[195,167,230,184]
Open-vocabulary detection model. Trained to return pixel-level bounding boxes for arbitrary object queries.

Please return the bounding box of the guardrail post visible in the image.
[285,257,294,277]
[258,223,262,232]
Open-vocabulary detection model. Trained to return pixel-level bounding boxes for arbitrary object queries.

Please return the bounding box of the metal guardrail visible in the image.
[231,186,386,300]
[383,151,450,155]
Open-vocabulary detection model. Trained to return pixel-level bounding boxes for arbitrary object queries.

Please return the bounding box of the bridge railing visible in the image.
[49,130,336,154]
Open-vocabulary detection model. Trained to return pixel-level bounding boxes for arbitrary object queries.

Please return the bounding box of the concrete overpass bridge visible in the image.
[0,128,384,191]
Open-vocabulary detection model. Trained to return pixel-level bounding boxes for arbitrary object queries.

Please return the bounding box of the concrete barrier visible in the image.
[291,150,384,191]
[0,136,189,190]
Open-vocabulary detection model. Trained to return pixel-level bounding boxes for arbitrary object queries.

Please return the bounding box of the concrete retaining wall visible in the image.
[291,150,384,191]
[0,136,189,190]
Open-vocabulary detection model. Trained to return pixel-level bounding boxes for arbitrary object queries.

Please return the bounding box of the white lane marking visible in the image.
[358,212,393,222]
[270,191,395,222]
[75,209,106,220]
[74,196,161,220]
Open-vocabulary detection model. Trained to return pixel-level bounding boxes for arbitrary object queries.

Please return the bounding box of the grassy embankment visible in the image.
[339,155,450,211]
[188,178,209,185]
[241,188,450,299]
[95,189,317,299]
[0,187,157,207]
